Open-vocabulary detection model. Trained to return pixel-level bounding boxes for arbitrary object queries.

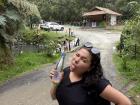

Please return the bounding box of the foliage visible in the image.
[114,1,140,96]
[120,16,140,57]
[0,0,40,65]
[117,1,140,58]
[0,15,6,26]
[28,0,117,22]
[26,15,41,28]
[115,0,140,20]
[28,0,140,23]
[113,54,140,95]
[8,0,40,18]
[98,21,107,28]
[18,28,72,56]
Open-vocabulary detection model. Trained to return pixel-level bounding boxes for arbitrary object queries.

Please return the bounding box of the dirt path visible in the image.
[0,28,133,105]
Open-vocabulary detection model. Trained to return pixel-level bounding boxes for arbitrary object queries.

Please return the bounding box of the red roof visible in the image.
[83,6,122,16]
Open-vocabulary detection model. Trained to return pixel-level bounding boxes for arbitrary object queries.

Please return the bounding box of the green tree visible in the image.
[120,2,140,57]
[115,0,140,19]
[28,0,139,22]
[0,0,40,65]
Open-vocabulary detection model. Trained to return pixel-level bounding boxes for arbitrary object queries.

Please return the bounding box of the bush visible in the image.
[98,21,107,28]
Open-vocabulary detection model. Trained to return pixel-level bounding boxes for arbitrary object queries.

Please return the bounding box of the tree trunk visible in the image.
[0,42,14,67]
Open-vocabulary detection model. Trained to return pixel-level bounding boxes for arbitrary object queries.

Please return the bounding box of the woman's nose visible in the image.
[74,57,80,63]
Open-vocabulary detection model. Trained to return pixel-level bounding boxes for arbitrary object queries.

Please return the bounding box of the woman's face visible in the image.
[70,48,92,75]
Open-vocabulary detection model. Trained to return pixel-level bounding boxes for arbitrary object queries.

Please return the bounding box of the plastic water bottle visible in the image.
[52,52,66,81]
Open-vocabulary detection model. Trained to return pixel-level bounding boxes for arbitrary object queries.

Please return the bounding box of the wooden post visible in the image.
[68,28,71,51]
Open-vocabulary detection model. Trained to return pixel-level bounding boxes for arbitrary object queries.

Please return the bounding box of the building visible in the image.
[83,6,122,27]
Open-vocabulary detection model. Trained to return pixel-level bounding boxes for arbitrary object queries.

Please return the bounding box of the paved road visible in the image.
[0,28,128,105]
[0,64,58,105]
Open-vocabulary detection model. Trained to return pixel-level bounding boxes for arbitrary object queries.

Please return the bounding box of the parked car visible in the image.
[46,22,64,31]
[40,23,50,31]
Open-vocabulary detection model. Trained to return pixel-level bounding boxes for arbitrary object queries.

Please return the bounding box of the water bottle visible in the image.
[52,52,66,81]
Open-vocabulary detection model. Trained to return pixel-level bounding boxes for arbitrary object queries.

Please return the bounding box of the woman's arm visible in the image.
[100,85,132,105]
[50,83,58,100]
[49,69,63,100]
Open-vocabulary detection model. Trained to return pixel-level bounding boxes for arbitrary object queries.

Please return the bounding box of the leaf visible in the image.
[0,0,4,6]
[8,0,40,18]
[0,29,9,40]
[0,15,6,26]
[5,10,21,21]
[0,29,15,42]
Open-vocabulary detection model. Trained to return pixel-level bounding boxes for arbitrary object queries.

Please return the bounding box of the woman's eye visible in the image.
[82,59,88,63]
[83,60,87,63]
[76,53,80,57]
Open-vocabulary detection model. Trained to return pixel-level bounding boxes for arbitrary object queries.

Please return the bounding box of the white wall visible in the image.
[110,15,116,26]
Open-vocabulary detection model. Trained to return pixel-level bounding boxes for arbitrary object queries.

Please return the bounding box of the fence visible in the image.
[11,43,48,56]
[119,44,140,59]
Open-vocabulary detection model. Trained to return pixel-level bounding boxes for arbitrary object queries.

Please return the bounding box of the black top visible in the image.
[56,67,111,105]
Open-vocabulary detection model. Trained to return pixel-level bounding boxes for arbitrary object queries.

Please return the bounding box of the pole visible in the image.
[68,28,71,51]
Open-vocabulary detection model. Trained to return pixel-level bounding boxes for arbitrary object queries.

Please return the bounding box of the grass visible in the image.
[0,28,75,85]
[113,53,140,96]
[0,29,74,84]
[0,52,60,85]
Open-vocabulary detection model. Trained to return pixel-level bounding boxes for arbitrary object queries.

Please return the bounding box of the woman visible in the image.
[50,42,132,105]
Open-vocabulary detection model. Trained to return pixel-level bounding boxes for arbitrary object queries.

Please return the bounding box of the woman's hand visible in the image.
[49,68,64,85]
[49,68,64,100]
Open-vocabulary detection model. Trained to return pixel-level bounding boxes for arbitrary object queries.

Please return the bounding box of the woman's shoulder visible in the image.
[95,77,112,94]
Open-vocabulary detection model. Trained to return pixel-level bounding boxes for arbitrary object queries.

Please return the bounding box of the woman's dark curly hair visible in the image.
[81,47,104,87]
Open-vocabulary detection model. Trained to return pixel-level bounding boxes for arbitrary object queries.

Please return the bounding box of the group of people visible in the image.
[56,40,69,53]
[57,37,80,53]
[50,42,132,105]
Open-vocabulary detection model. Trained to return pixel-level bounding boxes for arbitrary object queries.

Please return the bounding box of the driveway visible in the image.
[0,28,132,105]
